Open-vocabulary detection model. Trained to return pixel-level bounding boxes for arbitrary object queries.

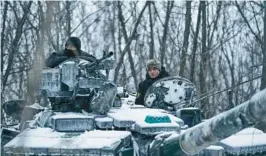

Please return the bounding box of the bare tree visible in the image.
[160,1,174,66]
[190,2,201,83]
[113,1,149,89]
[235,1,265,90]
[66,1,72,37]
[1,1,8,76]
[148,1,155,59]
[26,1,46,103]
[261,1,266,90]
[2,1,33,92]
[179,1,192,77]
[199,1,208,111]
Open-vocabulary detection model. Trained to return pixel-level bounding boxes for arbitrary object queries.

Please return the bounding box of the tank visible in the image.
[2,53,266,156]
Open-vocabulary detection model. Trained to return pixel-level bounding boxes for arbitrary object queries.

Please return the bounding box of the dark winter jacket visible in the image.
[135,67,170,105]
[45,49,97,68]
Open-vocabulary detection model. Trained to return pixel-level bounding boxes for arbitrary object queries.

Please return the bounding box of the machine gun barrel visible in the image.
[85,52,113,69]
[179,88,266,155]
[99,52,113,62]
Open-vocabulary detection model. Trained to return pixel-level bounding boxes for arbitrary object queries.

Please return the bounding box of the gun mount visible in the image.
[38,52,116,114]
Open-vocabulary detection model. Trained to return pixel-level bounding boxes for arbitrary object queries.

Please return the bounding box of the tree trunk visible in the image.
[160,1,174,66]
[116,2,140,89]
[26,1,46,104]
[190,3,202,83]
[66,1,72,37]
[179,1,192,77]
[199,1,208,111]
[148,2,155,59]
[111,2,117,61]
[1,1,8,75]
[261,1,266,90]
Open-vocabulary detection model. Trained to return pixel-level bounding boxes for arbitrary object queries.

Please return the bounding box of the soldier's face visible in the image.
[148,67,160,79]
[66,44,77,51]
[66,44,78,55]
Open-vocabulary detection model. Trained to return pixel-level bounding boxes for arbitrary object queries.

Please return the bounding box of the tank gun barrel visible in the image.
[179,88,266,155]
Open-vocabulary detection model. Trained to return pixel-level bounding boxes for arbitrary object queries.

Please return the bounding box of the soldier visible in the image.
[135,59,170,105]
[45,37,97,68]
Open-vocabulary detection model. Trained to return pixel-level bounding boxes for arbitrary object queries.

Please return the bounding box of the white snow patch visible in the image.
[220,128,266,147]
[206,145,224,150]
[108,107,183,128]
[52,112,93,119]
[95,117,113,122]
[5,128,130,150]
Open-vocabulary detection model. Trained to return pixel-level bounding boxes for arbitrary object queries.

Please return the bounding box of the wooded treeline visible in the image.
[1,1,265,118]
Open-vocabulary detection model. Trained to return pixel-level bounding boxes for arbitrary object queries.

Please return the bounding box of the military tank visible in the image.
[37,52,117,114]
[2,52,266,156]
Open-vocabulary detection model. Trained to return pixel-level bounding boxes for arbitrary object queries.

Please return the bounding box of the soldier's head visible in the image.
[146,59,161,79]
[65,37,81,54]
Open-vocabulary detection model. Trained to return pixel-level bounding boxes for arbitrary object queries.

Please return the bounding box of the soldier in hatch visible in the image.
[135,59,170,105]
[45,37,97,68]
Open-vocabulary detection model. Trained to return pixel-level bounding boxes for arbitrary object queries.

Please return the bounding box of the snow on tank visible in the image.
[107,106,183,134]
[219,127,266,155]
[144,76,196,110]
[4,128,131,156]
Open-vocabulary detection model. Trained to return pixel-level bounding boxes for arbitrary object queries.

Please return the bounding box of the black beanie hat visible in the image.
[65,37,81,50]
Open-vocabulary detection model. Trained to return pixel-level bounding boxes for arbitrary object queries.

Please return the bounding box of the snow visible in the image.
[220,128,266,147]
[4,128,131,155]
[117,87,124,94]
[41,68,61,92]
[206,145,224,150]
[160,80,186,104]
[52,112,94,119]
[73,137,121,149]
[144,76,196,108]
[107,107,182,135]
[219,127,266,155]
[108,107,183,128]
[221,134,266,147]
[121,94,136,106]
[80,130,131,139]
[145,93,157,107]
[95,117,113,122]
[15,128,65,138]
[178,107,200,110]
[235,127,263,135]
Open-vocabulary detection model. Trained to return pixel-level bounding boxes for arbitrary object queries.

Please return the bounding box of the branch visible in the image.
[187,74,262,107]
[71,8,103,34]
[114,1,149,83]
[235,1,263,45]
